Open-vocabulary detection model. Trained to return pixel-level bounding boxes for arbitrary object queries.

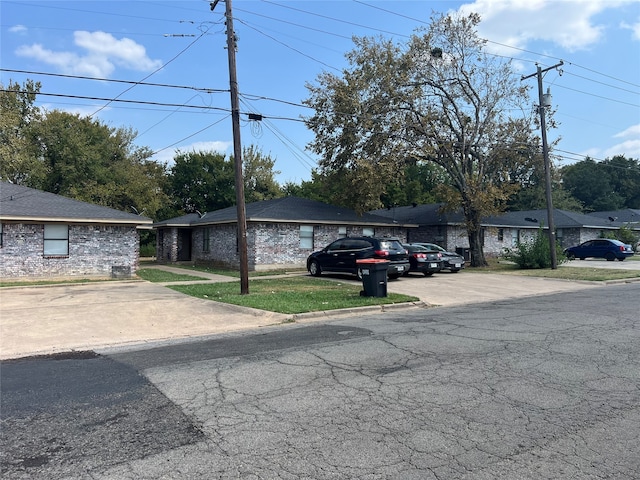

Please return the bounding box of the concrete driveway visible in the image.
[1,261,638,360]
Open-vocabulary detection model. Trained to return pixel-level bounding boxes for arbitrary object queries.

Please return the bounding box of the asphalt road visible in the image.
[2,282,639,479]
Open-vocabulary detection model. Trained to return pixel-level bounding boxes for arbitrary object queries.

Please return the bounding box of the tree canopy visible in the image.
[0,80,45,185]
[304,12,540,265]
[561,155,640,211]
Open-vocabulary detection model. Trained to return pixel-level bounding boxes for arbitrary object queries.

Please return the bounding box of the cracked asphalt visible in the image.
[4,283,635,479]
[2,263,639,479]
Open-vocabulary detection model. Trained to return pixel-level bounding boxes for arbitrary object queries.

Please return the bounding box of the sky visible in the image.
[1,0,639,185]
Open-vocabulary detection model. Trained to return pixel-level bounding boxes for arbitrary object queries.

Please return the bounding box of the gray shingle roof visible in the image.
[587,209,640,225]
[0,182,152,225]
[370,204,465,224]
[155,196,416,227]
[371,202,639,230]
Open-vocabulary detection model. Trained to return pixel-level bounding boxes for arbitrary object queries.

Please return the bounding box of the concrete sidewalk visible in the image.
[0,264,635,360]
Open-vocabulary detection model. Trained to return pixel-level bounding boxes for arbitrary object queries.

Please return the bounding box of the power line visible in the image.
[0,68,228,94]
[89,29,209,117]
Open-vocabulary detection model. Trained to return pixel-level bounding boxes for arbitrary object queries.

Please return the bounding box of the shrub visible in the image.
[503,226,566,269]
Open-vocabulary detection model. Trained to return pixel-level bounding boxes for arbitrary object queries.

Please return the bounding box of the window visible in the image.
[0,223,3,247]
[202,228,210,252]
[498,228,504,242]
[362,227,374,236]
[44,224,69,256]
[511,229,519,247]
[300,225,314,249]
[338,226,347,238]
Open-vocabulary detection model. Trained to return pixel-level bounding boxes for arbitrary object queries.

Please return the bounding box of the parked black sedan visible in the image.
[564,239,635,261]
[402,244,443,276]
[413,243,466,272]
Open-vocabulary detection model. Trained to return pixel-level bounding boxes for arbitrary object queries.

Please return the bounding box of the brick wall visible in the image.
[177,222,409,271]
[0,222,140,279]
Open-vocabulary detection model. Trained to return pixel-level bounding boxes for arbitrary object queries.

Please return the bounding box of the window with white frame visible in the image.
[362,227,374,236]
[44,224,69,256]
[300,225,314,249]
[338,226,347,238]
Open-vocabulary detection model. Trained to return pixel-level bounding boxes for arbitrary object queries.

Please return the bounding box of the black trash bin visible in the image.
[356,259,389,297]
[456,247,471,262]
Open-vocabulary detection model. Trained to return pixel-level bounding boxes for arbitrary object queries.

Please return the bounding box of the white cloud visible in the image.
[9,25,27,34]
[613,124,640,138]
[605,124,640,158]
[603,138,640,159]
[457,0,636,53]
[15,31,162,77]
[621,19,640,40]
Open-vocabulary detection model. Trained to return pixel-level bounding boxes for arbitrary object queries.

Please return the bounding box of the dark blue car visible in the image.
[564,239,635,261]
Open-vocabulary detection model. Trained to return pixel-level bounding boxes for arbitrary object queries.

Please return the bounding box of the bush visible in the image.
[601,225,639,247]
[503,227,566,269]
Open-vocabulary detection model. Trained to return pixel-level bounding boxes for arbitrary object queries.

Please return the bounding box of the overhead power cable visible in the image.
[0,68,228,94]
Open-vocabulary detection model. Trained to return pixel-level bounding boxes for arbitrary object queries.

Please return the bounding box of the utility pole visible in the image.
[522,61,563,270]
[212,0,249,293]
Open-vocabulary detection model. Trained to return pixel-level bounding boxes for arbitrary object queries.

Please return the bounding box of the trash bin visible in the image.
[456,247,471,262]
[356,259,389,297]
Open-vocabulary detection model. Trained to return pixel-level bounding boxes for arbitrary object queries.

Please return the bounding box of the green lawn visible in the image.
[136,268,209,283]
[169,277,419,314]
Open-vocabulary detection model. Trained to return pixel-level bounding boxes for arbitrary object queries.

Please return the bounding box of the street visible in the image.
[1,282,639,479]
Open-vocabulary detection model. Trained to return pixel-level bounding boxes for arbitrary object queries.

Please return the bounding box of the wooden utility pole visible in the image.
[212,0,249,293]
[522,61,563,270]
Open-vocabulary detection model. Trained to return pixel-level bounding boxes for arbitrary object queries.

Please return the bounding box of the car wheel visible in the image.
[308,260,322,276]
[566,252,575,260]
[579,257,585,260]
[402,271,410,277]
[605,252,615,261]
[450,269,460,273]
[619,257,626,261]
[423,271,434,276]
[388,274,400,280]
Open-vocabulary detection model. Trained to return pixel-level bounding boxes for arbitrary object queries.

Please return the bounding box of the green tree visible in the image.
[27,110,167,218]
[242,145,283,203]
[304,12,538,266]
[0,79,46,185]
[168,150,235,214]
[561,156,640,211]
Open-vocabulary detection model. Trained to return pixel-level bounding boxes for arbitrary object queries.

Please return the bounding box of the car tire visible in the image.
[619,257,626,261]
[566,252,575,260]
[308,260,322,276]
[423,272,434,276]
[605,252,615,261]
[450,269,460,273]
[388,274,400,280]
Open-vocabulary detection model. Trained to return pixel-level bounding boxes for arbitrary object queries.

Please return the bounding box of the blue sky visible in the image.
[2,0,639,185]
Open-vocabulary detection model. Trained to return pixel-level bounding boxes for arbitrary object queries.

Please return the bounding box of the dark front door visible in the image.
[177,229,192,261]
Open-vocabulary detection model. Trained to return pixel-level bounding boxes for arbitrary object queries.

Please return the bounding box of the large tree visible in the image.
[242,145,283,203]
[304,13,540,266]
[562,155,640,211]
[27,110,167,218]
[0,79,46,185]
[168,150,235,214]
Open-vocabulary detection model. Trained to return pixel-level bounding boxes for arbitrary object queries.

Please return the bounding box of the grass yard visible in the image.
[169,276,419,314]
